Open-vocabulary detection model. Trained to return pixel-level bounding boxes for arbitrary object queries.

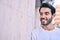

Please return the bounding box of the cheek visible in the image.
[47,15,52,18]
[40,16,41,18]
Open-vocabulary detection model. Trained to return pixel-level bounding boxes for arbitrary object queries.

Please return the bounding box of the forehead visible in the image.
[40,7,51,12]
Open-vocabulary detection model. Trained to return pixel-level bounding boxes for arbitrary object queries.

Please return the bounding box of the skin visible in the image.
[39,7,55,31]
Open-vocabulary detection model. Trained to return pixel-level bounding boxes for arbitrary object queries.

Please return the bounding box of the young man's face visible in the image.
[39,7,54,26]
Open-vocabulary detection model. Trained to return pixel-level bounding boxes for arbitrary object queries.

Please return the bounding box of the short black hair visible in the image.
[39,3,56,15]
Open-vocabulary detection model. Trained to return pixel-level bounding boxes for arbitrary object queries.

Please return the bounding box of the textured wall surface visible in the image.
[0,0,35,40]
[54,0,60,25]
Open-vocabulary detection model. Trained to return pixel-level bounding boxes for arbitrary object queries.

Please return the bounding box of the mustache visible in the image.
[40,18,47,20]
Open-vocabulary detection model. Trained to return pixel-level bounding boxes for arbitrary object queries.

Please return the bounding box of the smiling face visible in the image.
[39,7,54,26]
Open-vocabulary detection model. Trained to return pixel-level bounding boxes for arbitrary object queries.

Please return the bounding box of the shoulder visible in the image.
[55,25,60,34]
[31,27,40,34]
[31,27,40,40]
[31,27,42,37]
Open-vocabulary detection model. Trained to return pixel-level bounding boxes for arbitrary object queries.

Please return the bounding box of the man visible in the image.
[31,3,60,40]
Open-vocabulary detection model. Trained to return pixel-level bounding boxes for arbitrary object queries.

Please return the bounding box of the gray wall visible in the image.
[0,0,35,40]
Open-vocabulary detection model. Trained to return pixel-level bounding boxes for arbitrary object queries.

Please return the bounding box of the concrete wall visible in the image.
[0,0,35,40]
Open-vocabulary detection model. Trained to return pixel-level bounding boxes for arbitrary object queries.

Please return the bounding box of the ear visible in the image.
[52,14,56,18]
[52,13,56,18]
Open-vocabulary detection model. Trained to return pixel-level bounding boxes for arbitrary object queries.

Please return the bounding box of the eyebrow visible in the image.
[40,12,49,14]
[45,12,50,14]
[45,12,49,13]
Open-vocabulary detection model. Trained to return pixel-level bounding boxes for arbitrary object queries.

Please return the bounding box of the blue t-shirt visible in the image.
[31,25,60,40]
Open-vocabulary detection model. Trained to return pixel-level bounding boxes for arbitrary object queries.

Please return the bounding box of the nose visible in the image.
[41,14,46,18]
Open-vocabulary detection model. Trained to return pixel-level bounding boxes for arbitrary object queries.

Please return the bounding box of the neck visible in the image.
[42,24,55,31]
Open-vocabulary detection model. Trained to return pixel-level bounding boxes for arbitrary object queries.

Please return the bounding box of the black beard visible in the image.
[40,17,52,26]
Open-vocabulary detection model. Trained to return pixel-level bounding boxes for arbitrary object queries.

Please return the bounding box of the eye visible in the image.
[45,12,49,15]
[40,12,43,15]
